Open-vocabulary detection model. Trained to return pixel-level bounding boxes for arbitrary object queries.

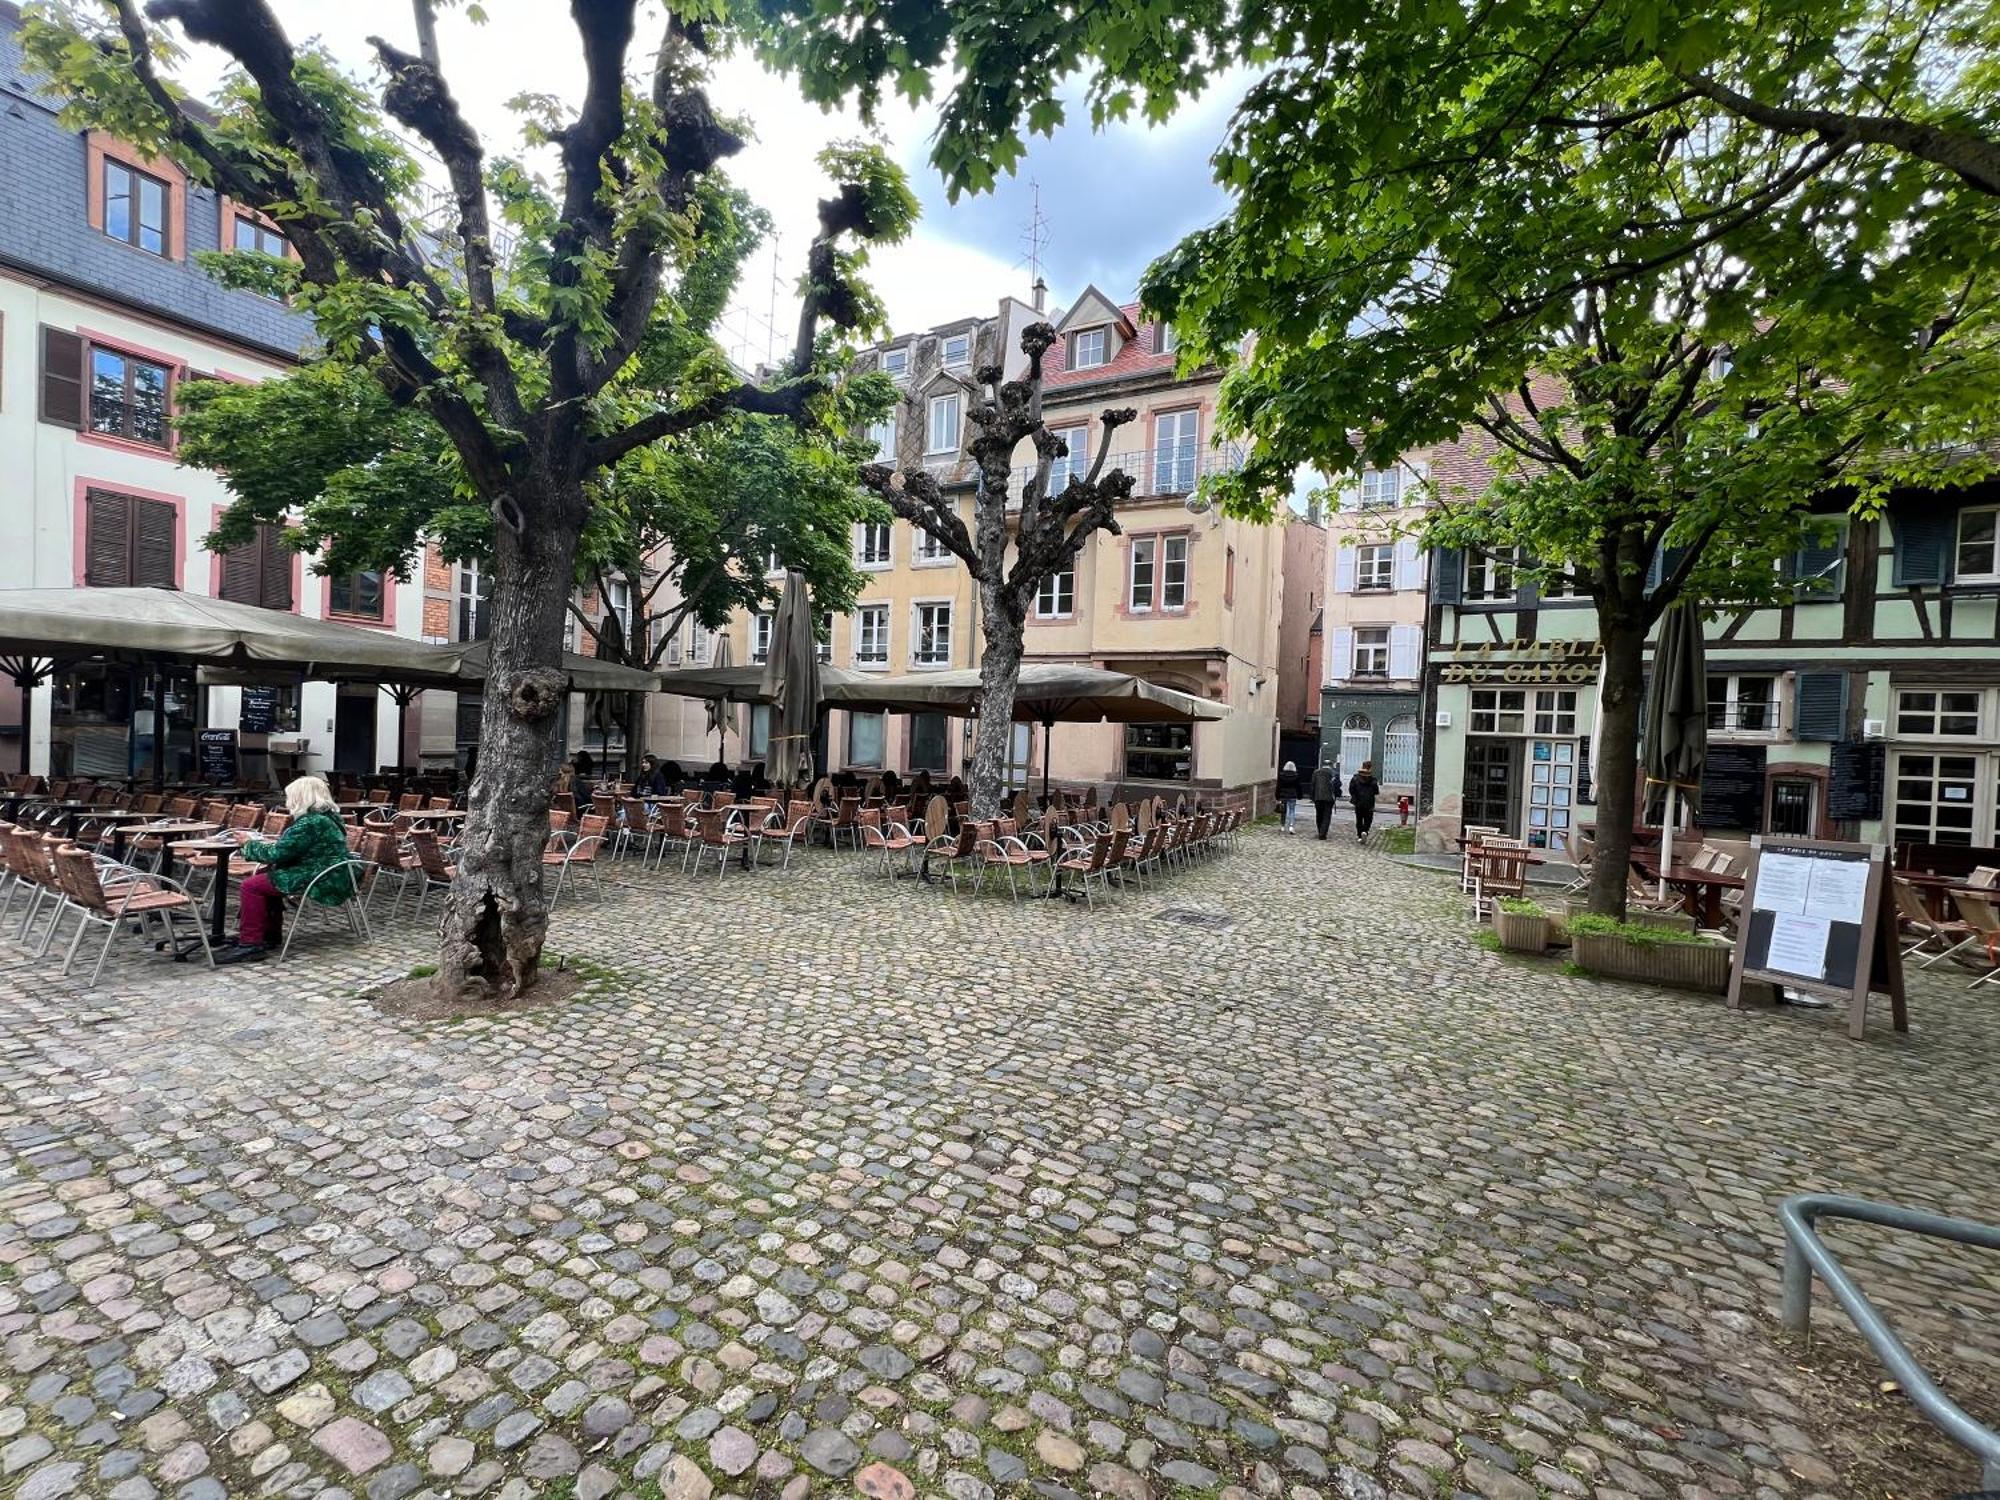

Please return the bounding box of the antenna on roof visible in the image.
[1016,180,1051,303]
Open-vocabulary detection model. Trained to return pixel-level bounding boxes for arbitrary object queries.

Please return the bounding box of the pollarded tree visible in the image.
[859,322,1136,818]
[26,0,915,999]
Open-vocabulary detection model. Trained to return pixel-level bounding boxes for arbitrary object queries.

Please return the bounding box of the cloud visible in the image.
[175,2,1238,346]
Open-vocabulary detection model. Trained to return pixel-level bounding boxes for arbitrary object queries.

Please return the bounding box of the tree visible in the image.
[859,322,1136,817]
[749,0,2000,914]
[26,0,915,999]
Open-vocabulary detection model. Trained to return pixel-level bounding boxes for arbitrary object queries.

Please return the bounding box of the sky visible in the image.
[173,1,1243,367]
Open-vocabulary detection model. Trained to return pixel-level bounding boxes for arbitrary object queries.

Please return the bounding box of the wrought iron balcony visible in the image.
[1011,443,1247,501]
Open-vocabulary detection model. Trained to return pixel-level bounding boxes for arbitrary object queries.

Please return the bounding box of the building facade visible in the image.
[1317,456,1432,794]
[0,8,454,781]
[1276,507,1325,770]
[748,287,1286,800]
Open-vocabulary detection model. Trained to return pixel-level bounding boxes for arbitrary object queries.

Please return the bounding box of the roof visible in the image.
[1043,300,1179,391]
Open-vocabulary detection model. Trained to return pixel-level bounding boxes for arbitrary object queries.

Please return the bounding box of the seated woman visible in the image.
[217,775,356,963]
[638,754,669,796]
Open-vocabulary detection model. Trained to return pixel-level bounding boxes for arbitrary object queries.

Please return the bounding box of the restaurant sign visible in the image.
[1439,639,1603,684]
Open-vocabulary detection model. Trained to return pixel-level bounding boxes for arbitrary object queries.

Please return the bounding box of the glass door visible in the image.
[1463,738,1517,832]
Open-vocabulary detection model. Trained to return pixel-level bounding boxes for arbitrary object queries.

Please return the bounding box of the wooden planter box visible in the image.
[1493,908,1550,954]
[1566,900,1697,936]
[1572,932,1731,993]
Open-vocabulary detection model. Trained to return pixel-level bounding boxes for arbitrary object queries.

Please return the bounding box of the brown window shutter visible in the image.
[219,533,259,603]
[40,326,85,429]
[258,523,292,610]
[133,497,179,588]
[84,490,131,587]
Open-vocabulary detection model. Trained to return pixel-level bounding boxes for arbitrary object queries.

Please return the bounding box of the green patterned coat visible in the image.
[242,808,356,904]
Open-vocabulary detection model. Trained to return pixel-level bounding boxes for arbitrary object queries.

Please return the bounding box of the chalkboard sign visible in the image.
[1827,740,1885,822]
[1727,835,1906,1040]
[239,687,279,735]
[1698,744,1766,831]
[196,728,239,785]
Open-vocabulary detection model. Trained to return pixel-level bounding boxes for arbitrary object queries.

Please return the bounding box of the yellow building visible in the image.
[723,286,1285,804]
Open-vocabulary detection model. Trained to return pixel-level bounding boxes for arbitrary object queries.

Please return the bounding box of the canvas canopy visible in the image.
[822,662,1225,724]
[657,660,869,704]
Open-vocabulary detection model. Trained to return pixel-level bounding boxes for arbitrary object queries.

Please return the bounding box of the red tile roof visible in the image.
[1044,303,1178,390]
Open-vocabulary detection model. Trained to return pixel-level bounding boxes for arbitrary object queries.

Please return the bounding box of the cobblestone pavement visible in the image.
[1,826,1996,1500]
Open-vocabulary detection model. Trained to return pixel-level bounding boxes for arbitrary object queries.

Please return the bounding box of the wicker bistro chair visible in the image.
[974,819,1045,901]
[923,820,982,893]
[684,807,750,879]
[615,796,660,863]
[858,807,922,878]
[50,844,211,984]
[544,812,610,904]
[407,829,458,918]
[647,799,692,871]
[757,801,819,872]
[358,830,422,920]
[1055,832,1116,906]
[1119,823,1168,891]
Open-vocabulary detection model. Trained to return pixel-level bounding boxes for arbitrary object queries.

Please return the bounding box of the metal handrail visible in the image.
[1779,1193,2000,1488]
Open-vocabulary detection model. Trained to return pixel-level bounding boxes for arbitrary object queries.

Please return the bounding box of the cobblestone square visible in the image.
[1,828,1995,1499]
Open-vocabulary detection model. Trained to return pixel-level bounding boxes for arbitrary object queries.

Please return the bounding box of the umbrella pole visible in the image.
[1041,716,1053,803]
[150,664,167,789]
[1658,783,1675,902]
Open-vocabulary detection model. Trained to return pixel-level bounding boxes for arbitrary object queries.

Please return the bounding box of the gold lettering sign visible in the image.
[1435,638,1603,684]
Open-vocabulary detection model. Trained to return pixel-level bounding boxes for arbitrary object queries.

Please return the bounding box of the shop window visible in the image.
[847,711,886,767]
[1893,751,1981,846]
[1895,687,1983,738]
[1469,688,1528,735]
[1126,722,1192,781]
[1706,674,1780,735]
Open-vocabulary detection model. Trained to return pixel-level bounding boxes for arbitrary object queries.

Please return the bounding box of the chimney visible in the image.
[1032,277,1047,313]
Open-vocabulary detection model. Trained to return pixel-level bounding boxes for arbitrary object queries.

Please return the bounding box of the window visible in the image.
[329,570,386,621]
[231,213,286,259]
[1532,689,1578,736]
[455,559,490,641]
[1070,328,1108,370]
[218,522,292,611]
[752,612,774,664]
[1352,627,1389,677]
[1153,410,1198,493]
[663,623,683,666]
[1541,567,1587,599]
[927,394,961,454]
[602,577,633,646]
[881,347,908,380]
[853,604,889,666]
[103,159,169,256]
[910,712,950,773]
[689,620,711,664]
[914,602,952,666]
[1126,723,1192,781]
[868,417,896,461]
[1158,323,1179,355]
[817,612,833,664]
[90,346,171,446]
[847,711,886,767]
[1037,563,1075,618]
[1463,548,1519,601]
[914,525,951,564]
[764,546,784,575]
[1895,687,1984,739]
[1049,424,1090,491]
[941,332,971,369]
[1958,507,1999,581]
[1707,675,1781,735]
[1469,688,1528,735]
[1359,468,1401,508]
[1356,544,1394,591]
[83,490,177,589]
[1130,536,1157,611]
[1161,534,1189,610]
[1893,752,1982,846]
[857,521,891,567]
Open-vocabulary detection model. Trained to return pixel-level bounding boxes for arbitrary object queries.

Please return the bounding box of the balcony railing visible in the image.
[1011,444,1247,500]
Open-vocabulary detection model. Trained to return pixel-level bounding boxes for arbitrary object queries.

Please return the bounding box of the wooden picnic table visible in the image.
[1628,853,1744,927]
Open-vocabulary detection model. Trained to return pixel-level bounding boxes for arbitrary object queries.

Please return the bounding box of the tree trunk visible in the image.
[435,503,578,1001]
[1586,613,1648,920]
[968,583,1025,820]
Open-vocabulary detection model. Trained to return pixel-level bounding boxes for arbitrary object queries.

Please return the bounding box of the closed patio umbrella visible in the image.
[1643,598,1708,895]
[704,631,733,757]
[758,571,820,787]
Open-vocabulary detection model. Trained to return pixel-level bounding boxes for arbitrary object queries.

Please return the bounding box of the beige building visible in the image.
[728,286,1286,802]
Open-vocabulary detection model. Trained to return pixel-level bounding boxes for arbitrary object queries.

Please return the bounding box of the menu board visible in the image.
[239,687,280,735]
[1827,740,1885,822]
[1698,744,1767,832]
[1727,835,1905,1040]
[196,728,239,785]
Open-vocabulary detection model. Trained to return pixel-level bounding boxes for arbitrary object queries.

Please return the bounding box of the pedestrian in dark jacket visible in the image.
[1347,761,1381,841]
[1310,761,1339,839]
[1276,761,1302,834]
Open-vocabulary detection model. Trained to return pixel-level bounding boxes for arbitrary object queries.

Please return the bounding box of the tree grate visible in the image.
[1152,908,1236,930]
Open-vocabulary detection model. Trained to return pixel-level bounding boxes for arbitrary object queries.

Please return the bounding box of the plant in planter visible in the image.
[1493,897,1552,954]
[1566,914,1732,993]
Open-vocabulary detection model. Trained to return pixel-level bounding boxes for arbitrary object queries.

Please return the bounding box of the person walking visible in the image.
[1276,760,1302,834]
[1310,760,1339,839]
[1347,760,1381,842]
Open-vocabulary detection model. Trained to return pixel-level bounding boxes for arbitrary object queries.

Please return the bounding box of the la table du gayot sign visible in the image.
[1438,639,1604,685]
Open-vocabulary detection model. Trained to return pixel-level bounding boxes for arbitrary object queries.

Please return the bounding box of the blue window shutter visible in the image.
[1889,511,1953,587]
[1795,671,1848,742]
[1792,528,1846,597]
[1432,547,1462,605]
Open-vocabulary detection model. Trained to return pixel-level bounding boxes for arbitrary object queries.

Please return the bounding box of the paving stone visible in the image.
[312,1417,393,1475]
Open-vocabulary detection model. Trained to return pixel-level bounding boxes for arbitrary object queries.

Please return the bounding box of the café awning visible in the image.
[455,639,662,693]
[822,662,1226,724]
[658,660,870,704]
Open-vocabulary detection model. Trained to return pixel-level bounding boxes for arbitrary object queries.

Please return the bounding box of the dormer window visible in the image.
[1158,324,1179,355]
[881,347,909,380]
[1069,328,1109,370]
[941,332,971,370]
[104,159,170,257]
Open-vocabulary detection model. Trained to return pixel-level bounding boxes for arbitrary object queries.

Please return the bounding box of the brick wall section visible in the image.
[0,12,311,361]
[421,596,450,639]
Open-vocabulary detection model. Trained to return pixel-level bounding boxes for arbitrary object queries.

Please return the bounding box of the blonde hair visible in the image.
[284,775,337,818]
